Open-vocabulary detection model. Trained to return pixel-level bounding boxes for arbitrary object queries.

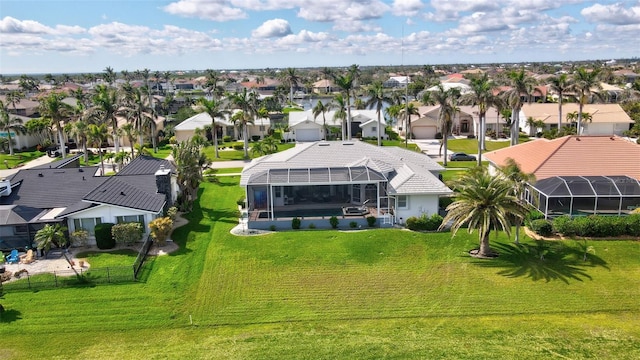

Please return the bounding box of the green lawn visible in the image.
[211,167,244,174]
[0,150,46,169]
[447,137,531,154]
[362,139,421,152]
[1,176,640,359]
[204,142,296,161]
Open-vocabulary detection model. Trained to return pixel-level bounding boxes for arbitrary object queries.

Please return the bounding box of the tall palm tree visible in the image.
[334,73,355,140]
[332,93,347,140]
[38,91,73,158]
[5,90,24,118]
[502,69,537,145]
[281,67,301,105]
[103,66,116,86]
[69,120,90,164]
[462,73,496,164]
[88,123,110,175]
[230,111,253,159]
[195,97,230,159]
[364,81,392,146]
[432,84,461,165]
[312,100,331,140]
[439,166,529,258]
[548,73,574,129]
[119,123,137,158]
[401,102,420,148]
[91,84,122,153]
[500,158,536,244]
[0,100,25,155]
[572,67,603,135]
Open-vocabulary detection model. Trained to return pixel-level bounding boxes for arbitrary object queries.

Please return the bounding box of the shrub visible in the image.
[625,214,640,236]
[525,210,546,226]
[366,216,377,227]
[94,223,115,249]
[552,215,574,236]
[309,223,316,229]
[251,135,261,142]
[222,136,232,143]
[149,217,173,246]
[70,229,89,247]
[233,144,244,151]
[269,225,276,231]
[329,216,339,229]
[291,217,301,230]
[349,221,358,228]
[529,219,553,237]
[167,206,178,221]
[112,222,143,246]
[435,132,443,139]
[236,197,246,208]
[405,213,444,231]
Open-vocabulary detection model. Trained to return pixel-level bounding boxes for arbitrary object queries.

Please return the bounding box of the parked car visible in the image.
[46,145,70,158]
[449,152,476,161]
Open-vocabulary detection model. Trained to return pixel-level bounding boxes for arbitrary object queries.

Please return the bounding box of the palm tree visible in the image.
[332,93,347,140]
[401,102,420,148]
[103,66,116,86]
[312,100,330,140]
[439,166,529,258]
[364,81,392,146]
[69,120,90,164]
[35,223,68,254]
[281,67,301,105]
[5,90,24,118]
[195,97,230,159]
[502,69,537,145]
[548,73,573,129]
[228,88,259,158]
[87,123,110,175]
[91,84,122,153]
[119,123,137,158]
[572,67,603,135]
[334,73,355,140]
[38,91,73,159]
[566,111,592,133]
[0,100,25,155]
[462,73,496,164]
[231,111,253,159]
[499,158,536,244]
[432,84,461,165]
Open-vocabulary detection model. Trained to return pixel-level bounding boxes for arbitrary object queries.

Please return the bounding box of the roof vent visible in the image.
[78,168,84,172]
[120,191,126,196]
[38,173,43,177]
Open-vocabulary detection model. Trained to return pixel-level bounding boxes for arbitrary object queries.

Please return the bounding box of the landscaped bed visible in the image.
[1,176,639,359]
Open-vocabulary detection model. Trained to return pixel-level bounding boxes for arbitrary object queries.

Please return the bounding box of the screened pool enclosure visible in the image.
[525,176,640,218]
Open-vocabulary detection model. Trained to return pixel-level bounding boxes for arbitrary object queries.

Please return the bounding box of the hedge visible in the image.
[406,213,444,231]
[94,223,116,249]
[529,219,553,237]
[549,214,640,238]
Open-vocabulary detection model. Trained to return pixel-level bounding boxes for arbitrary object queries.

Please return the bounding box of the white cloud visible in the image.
[392,0,425,17]
[0,16,54,34]
[252,19,292,38]
[581,2,640,25]
[163,0,247,21]
[297,1,390,22]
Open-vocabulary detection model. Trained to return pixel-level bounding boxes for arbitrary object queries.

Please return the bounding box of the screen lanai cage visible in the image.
[525,176,640,219]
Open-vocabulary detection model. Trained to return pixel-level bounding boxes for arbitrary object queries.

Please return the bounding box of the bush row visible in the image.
[530,214,640,238]
[405,213,444,231]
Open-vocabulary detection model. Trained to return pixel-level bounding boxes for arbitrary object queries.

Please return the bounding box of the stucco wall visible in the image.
[394,194,440,223]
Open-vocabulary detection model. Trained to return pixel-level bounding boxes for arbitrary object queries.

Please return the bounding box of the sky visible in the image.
[0,0,639,75]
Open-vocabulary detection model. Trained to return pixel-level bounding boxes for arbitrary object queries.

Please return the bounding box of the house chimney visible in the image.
[155,165,172,214]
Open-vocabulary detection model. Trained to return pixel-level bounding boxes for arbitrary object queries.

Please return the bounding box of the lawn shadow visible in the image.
[472,241,609,284]
[0,309,22,323]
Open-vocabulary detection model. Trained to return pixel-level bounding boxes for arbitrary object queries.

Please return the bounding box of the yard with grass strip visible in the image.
[1,176,639,359]
[447,137,530,154]
[0,150,47,169]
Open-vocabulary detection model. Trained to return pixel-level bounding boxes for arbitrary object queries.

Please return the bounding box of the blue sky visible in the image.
[1,0,639,74]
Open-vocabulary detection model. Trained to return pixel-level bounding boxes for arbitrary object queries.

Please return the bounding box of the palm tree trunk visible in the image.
[213,126,219,158]
[479,230,492,257]
[7,133,14,156]
[477,114,483,166]
[243,124,249,159]
[99,147,105,175]
[443,135,448,166]
[577,102,584,135]
[514,222,521,244]
[377,111,382,147]
[83,140,88,165]
[57,123,67,158]
[557,94,563,129]
[347,103,352,140]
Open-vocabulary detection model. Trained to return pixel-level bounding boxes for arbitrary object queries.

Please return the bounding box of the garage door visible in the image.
[412,126,437,139]
[295,129,320,142]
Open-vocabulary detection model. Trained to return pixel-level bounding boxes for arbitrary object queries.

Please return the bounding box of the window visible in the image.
[116,215,145,228]
[275,187,282,198]
[259,125,265,131]
[73,217,102,236]
[397,195,408,209]
[371,126,377,132]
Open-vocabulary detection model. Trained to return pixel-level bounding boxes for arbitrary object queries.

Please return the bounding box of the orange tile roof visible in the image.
[484,135,640,180]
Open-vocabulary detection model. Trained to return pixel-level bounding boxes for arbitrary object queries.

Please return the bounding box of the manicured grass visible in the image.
[212,167,244,174]
[148,144,174,159]
[362,139,421,152]
[447,138,512,153]
[0,150,46,168]
[1,176,640,359]
[439,160,488,168]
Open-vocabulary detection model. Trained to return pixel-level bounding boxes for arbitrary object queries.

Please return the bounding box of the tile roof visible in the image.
[484,135,640,180]
[83,177,166,213]
[116,155,175,176]
[241,141,451,195]
[521,103,632,124]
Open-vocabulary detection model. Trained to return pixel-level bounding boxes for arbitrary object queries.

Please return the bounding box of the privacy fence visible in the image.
[1,235,154,292]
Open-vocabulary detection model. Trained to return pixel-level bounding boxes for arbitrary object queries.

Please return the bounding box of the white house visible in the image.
[520,103,633,136]
[175,111,271,143]
[240,140,452,229]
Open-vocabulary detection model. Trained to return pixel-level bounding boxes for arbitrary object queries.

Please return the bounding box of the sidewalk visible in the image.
[0,154,56,179]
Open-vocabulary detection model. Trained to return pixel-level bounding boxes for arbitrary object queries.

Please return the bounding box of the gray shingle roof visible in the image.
[2,168,108,209]
[241,141,451,195]
[116,155,176,176]
[84,177,166,213]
